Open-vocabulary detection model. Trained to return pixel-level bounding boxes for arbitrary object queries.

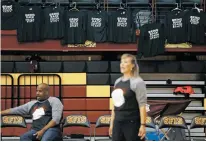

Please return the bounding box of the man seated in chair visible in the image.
[0,83,64,141]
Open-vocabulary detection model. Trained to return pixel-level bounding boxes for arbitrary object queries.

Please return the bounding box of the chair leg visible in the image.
[94,128,96,141]
[187,129,191,141]
[160,128,171,141]
[89,128,92,141]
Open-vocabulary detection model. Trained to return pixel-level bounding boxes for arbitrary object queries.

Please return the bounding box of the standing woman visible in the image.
[109,53,147,141]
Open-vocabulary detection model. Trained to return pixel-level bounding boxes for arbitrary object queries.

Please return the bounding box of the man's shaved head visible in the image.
[36,83,50,101]
[39,83,49,91]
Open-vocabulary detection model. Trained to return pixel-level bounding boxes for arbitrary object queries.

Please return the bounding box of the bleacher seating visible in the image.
[1,60,206,140]
[1,0,206,140]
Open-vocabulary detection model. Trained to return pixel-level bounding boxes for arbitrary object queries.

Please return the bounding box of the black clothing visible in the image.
[43,6,64,39]
[29,100,54,131]
[112,79,143,141]
[138,23,165,58]
[165,10,187,43]
[112,120,144,141]
[185,9,206,44]
[17,6,44,42]
[86,10,108,42]
[108,10,136,43]
[1,0,20,30]
[62,10,86,44]
[114,80,140,121]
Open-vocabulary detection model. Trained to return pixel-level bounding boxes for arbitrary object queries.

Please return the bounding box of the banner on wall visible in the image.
[67,40,96,48]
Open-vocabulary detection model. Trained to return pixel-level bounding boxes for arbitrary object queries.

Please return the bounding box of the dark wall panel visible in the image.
[110,61,120,73]
[15,62,31,73]
[87,74,110,85]
[86,61,109,73]
[63,62,86,73]
[1,62,14,73]
[39,62,62,73]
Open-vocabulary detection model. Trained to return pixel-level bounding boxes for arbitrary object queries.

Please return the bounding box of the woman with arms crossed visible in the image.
[109,53,147,141]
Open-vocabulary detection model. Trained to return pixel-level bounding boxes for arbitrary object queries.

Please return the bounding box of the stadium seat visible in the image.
[63,114,91,141]
[1,115,27,141]
[94,115,111,141]
[189,115,206,141]
[158,115,190,141]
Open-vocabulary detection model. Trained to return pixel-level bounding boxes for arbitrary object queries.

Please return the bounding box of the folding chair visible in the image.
[62,114,91,141]
[158,115,190,141]
[145,116,162,141]
[94,115,111,141]
[1,115,27,141]
[189,115,206,141]
[151,100,191,140]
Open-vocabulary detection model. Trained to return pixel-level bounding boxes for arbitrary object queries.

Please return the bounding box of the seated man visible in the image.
[0,83,64,141]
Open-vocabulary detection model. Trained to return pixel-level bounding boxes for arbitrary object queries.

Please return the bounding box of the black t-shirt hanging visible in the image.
[1,0,20,30]
[62,10,86,44]
[185,9,206,44]
[137,23,165,58]
[108,10,136,43]
[43,6,64,39]
[165,10,187,44]
[17,6,43,42]
[86,10,108,42]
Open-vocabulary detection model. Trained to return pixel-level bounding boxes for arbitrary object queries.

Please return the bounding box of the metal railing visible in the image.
[17,74,62,106]
[1,74,14,109]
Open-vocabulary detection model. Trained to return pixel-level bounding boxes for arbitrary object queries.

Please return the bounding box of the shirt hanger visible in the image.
[192,3,201,13]
[172,3,181,11]
[117,2,126,11]
[69,2,79,11]
[95,2,101,13]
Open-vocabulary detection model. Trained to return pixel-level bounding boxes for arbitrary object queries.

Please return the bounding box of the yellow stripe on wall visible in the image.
[204,99,206,110]
[60,73,86,85]
[6,73,86,85]
[0,75,13,85]
[109,98,114,110]
[86,85,110,97]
